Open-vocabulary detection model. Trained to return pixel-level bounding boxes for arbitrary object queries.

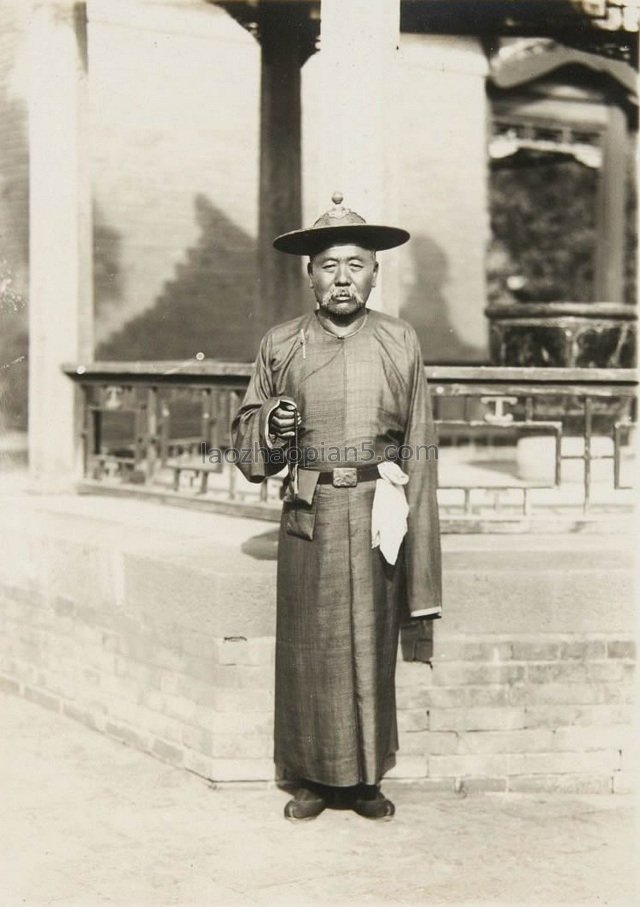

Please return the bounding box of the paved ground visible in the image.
[0,693,637,907]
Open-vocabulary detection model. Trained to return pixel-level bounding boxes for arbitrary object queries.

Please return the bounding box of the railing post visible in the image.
[583,397,593,512]
[146,387,158,480]
[60,362,636,528]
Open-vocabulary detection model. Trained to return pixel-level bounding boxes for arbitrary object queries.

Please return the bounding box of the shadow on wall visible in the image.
[94,202,124,333]
[400,234,487,364]
[0,81,29,431]
[97,195,258,362]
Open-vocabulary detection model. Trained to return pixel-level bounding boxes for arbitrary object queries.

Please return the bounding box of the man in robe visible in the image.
[231,193,442,821]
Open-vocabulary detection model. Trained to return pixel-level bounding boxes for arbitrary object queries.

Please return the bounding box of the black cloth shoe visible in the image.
[284,782,327,821]
[352,784,395,820]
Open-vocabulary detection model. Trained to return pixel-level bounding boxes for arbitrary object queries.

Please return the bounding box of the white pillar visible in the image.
[28,0,93,491]
[395,35,490,359]
[318,0,401,313]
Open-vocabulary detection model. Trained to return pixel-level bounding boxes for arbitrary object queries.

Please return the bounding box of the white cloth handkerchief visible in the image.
[371,461,409,565]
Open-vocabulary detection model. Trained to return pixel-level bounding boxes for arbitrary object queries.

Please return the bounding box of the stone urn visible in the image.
[485,302,636,485]
[485,302,637,368]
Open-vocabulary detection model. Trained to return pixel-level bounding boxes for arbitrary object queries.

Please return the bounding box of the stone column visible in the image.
[257,3,306,342]
[395,35,490,361]
[28,0,93,491]
[317,0,401,313]
[594,103,627,303]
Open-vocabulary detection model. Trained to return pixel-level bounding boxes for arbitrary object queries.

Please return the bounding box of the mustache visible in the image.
[322,287,365,305]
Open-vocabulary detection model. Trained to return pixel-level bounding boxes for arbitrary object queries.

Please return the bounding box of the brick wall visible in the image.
[89,1,261,360]
[93,14,491,363]
[1,1,495,428]
[0,496,635,793]
[394,639,634,793]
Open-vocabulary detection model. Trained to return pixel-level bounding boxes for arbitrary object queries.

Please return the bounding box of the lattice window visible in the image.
[490,116,604,168]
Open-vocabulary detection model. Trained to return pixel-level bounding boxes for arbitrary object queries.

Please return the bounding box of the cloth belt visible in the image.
[294,462,409,566]
[310,464,382,486]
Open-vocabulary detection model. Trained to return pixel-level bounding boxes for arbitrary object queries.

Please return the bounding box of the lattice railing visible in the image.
[63,362,636,531]
[573,0,640,32]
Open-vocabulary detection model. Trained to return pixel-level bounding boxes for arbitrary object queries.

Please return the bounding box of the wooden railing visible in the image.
[63,361,637,531]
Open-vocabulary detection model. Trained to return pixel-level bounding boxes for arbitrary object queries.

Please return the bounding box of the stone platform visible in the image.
[0,474,636,792]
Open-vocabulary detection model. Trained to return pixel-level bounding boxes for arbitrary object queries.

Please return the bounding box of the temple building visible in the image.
[0,0,637,795]
[0,0,637,438]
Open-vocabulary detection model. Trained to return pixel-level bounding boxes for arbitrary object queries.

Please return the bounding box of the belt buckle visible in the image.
[332,466,357,487]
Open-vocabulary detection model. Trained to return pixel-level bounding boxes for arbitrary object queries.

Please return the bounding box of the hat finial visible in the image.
[327,191,350,221]
[272,189,410,254]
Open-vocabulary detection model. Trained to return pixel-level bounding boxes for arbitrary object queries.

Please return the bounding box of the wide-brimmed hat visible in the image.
[273,192,410,256]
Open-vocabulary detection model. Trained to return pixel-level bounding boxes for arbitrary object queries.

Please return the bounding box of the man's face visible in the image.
[307,244,378,318]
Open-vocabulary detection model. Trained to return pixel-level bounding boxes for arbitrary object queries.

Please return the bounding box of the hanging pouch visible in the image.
[283,469,320,540]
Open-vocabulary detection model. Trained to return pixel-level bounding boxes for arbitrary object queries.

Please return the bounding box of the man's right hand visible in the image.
[269,398,302,441]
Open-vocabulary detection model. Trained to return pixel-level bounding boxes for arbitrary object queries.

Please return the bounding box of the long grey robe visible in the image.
[231,308,441,786]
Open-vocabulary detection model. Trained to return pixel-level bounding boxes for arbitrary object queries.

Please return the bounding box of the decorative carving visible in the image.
[486,303,637,368]
[481,396,518,425]
[332,467,358,487]
[104,386,123,411]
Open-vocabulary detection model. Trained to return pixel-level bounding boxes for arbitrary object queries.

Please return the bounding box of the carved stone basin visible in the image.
[485,302,637,368]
